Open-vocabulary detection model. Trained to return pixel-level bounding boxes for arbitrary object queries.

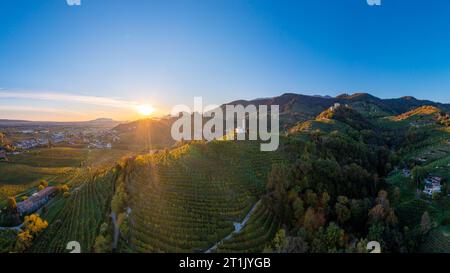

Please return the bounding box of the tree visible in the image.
[7,197,17,210]
[267,163,290,193]
[305,190,318,207]
[325,223,345,252]
[94,235,110,253]
[420,211,431,235]
[266,163,290,220]
[335,196,351,225]
[369,191,398,226]
[57,184,70,193]
[274,229,286,249]
[15,230,33,252]
[303,207,326,232]
[292,197,305,223]
[266,229,287,252]
[280,236,309,253]
[15,214,48,252]
[354,239,369,253]
[23,214,48,234]
[111,182,129,214]
[39,180,49,188]
[321,192,330,208]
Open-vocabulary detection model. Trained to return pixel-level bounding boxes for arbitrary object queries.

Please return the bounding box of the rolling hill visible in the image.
[2,92,450,253]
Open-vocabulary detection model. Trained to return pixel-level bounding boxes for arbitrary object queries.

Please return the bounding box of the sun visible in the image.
[136,104,155,116]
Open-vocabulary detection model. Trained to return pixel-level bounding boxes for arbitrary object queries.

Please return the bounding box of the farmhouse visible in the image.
[423,176,442,196]
[16,186,57,216]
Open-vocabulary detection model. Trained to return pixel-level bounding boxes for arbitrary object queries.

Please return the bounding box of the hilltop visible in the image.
[394,105,441,121]
[112,117,176,151]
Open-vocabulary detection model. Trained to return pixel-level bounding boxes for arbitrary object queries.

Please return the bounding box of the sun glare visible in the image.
[137,104,155,116]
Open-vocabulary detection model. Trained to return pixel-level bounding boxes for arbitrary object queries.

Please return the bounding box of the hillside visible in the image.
[393,106,441,121]
[315,104,373,131]
[112,117,175,151]
[112,141,284,252]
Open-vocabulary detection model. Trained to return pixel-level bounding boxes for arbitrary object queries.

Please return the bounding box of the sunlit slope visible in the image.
[29,168,116,253]
[121,141,284,252]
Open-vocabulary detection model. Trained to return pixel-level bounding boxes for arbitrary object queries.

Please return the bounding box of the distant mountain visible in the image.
[0,119,32,126]
[82,118,121,126]
[0,118,121,128]
[111,92,450,147]
[224,92,450,128]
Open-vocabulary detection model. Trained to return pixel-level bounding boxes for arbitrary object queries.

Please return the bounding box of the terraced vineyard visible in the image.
[0,230,15,253]
[122,141,284,253]
[420,229,450,253]
[396,199,437,227]
[29,169,116,253]
[214,201,279,253]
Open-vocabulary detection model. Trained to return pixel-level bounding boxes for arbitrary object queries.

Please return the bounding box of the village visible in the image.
[0,125,120,160]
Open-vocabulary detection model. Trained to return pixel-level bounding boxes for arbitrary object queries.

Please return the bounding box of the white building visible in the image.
[423,176,442,196]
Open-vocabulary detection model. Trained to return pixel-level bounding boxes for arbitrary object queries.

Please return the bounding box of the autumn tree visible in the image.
[38,180,49,191]
[303,207,326,232]
[15,214,48,252]
[7,197,17,211]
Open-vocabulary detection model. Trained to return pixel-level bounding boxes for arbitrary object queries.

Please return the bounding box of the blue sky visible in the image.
[1,0,450,121]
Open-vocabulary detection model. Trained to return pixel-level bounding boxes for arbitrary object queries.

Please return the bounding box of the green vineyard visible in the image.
[29,169,116,253]
[420,229,450,253]
[214,201,280,253]
[121,141,283,253]
[0,230,15,253]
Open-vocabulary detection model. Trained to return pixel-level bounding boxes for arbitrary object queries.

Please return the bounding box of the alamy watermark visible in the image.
[367,0,381,6]
[170,97,279,151]
[66,0,81,6]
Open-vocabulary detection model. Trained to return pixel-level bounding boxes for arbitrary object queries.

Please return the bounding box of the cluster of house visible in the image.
[88,140,112,149]
[14,132,68,150]
[14,138,49,150]
[16,186,58,216]
[423,176,442,196]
